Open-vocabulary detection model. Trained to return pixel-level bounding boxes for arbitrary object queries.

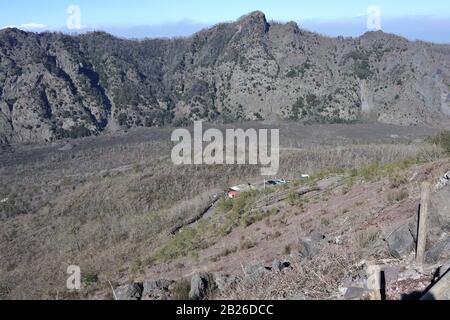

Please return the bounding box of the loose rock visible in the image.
[245,262,271,281]
[271,260,291,272]
[425,238,450,264]
[115,282,143,300]
[142,279,173,300]
[189,273,211,300]
[386,225,415,258]
[215,274,240,291]
[344,287,368,300]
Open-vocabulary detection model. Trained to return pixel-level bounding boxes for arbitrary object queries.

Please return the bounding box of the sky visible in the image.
[1,0,450,43]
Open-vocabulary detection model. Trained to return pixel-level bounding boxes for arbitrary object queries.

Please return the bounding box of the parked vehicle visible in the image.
[267,179,289,186]
[227,189,241,198]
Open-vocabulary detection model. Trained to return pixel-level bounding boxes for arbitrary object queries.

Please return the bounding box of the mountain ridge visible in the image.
[1,11,450,144]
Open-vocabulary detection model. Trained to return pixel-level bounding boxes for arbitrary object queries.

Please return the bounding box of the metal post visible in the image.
[420,268,450,300]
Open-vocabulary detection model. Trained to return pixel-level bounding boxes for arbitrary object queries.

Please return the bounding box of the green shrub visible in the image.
[129,258,142,275]
[0,284,11,299]
[283,244,292,255]
[355,228,379,249]
[83,272,99,284]
[286,69,298,78]
[218,197,233,213]
[429,131,450,154]
[240,239,257,250]
[348,158,420,183]
[153,222,211,262]
[287,191,299,206]
[0,204,19,218]
[388,189,409,203]
[231,191,256,214]
[345,50,373,79]
[52,125,92,139]
[389,173,407,188]
[353,59,373,79]
[117,113,128,126]
[290,97,305,121]
[321,217,330,227]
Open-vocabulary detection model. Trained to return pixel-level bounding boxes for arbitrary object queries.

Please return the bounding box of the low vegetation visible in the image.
[429,130,450,154]
[217,248,358,300]
[171,279,191,300]
[355,227,380,250]
[0,123,446,299]
[153,190,278,262]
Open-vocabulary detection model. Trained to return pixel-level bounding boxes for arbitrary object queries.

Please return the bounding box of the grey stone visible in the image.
[215,274,240,291]
[115,282,143,300]
[386,224,415,258]
[409,187,450,245]
[297,231,326,259]
[245,262,271,281]
[290,293,307,300]
[408,217,418,242]
[271,260,291,272]
[340,273,367,290]
[142,279,174,300]
[189,273,211,300]
[425,238,450,264]
[329,235,343,245]
[58,143,73,151]
[344,287,368,300]
[298,238,320,258]
[381,266,402,284]
[431,188,450,232]
[309,231,326,242]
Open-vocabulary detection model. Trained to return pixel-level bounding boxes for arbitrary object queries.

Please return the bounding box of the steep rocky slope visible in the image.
[91,158,449,301]
[1,11,450,143]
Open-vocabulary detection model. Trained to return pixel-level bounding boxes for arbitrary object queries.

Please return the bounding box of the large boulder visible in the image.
[309,231,326,242]
[430,188,450,232]
[189,273,212,300]
[403,185,450,264]
[298,231,325,259]
[142,279,174,300]
[409,187,450,241]
[115,282,143,300]
[386,225,415,258]
[245,262,271,281]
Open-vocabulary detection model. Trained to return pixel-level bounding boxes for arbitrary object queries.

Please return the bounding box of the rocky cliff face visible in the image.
[1,11,450,143]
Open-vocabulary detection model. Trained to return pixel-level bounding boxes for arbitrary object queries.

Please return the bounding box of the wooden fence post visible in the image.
[366,263,382,300]
[416,181,431,265]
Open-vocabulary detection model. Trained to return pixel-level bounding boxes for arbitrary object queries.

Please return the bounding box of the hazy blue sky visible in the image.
[1,0,450,42]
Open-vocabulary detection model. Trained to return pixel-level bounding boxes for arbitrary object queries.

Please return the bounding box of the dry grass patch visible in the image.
[217,248,358,300]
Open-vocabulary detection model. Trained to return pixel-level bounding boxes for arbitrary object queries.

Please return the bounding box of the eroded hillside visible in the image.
[0,123,448,300]
[1,11,450,144]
